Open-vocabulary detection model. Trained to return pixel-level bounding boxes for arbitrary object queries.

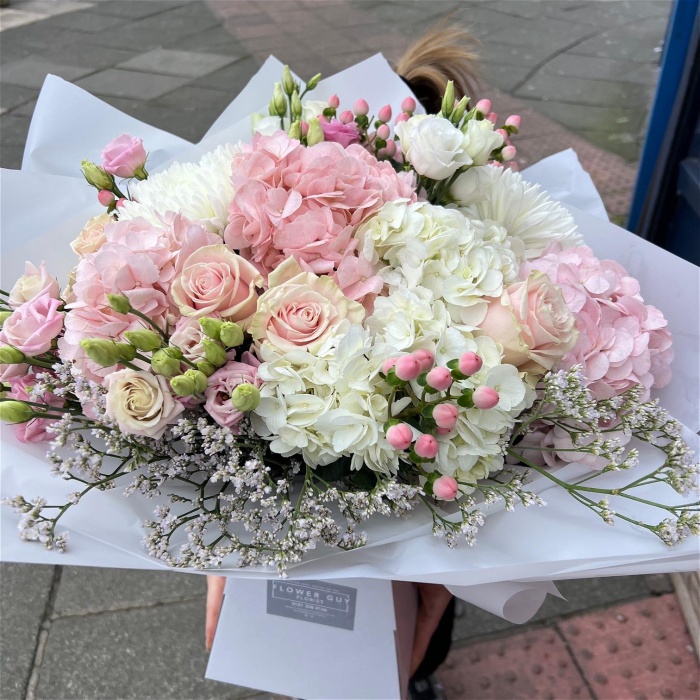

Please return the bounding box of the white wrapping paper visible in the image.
[1,55,698,625]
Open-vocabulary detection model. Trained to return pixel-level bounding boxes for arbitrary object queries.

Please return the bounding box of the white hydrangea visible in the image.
[450,165,582,259]
[119,143,241,234]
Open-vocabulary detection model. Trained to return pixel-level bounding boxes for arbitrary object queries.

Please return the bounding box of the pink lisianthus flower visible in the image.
[0,293,64,357]
[204,354,261,430]
[101,134,147,178]
[321,119,360,148]
[7,372,65,443]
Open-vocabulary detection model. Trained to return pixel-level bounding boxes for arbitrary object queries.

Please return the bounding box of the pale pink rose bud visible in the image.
[486,112,498,124]
[97,189,115,206]
[318,114,329,124]
[458,352,483,376]
[300,121,309,136]
[496,128,508,139]
[401,97,417,113]
[395,354,422,381]
[116,198,126,209]
[502,145,517,161]
[101,134,147,178]
[505,115,521,130]
[386,422,413,450]
[381,357,398,375]
[339,110,354,125]
[378,104,392,123]
[475,99,491,114]
[353,99,369,116]
[436,427,452,435]
[415,434,438,459]
[433,475,459,501]
[412,349,434,372]
[473,385,500,410]
[426,367,452,391]
[394,112,410,125]
[328,94,340,109]
[432,403,458,430]
[383,139,397,157]
[376,123,390,140]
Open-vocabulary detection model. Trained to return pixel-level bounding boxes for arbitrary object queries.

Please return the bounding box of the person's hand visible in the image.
[205,575,226,651]
[410,583,453,676]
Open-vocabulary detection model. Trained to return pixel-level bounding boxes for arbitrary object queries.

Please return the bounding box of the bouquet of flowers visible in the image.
[1,59,697,578]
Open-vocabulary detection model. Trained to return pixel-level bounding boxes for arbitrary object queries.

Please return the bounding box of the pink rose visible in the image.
[205,358,260,429]
[321,119,360,148]
[169,317,209,363]
[478,271,578,376]
[171,244,263,324]
[249,258,365,354]
[9,261,60,308]
[101,134,147,178]
[70,214,112,257]
[0,293,64,357]
[8,372,65,443]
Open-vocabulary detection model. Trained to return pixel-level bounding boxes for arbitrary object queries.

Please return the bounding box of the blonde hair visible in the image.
[396,20,480,113]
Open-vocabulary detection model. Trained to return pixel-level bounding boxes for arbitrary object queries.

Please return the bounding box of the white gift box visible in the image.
[206,578,418,700]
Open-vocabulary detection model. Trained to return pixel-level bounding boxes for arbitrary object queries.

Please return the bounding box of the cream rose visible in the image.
[171,244,263,324]
[478,271,578,375]
[70,213,112,257]
[104,369,184,438]
[249,258,365,354]
[9,261,60,308]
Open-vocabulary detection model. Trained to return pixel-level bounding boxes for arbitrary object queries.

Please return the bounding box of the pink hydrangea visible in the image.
[7,372,65,443]
[224,131,416,305]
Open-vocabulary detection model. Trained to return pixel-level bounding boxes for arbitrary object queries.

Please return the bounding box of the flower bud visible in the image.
[458,352,483,376]
[505,114,521,131]
[394,112,410,125]
[401,97,417,114]
[473,385,500,410]
[184,369,208,394]
[163,346,183,360]
[386,422,413,450]
[339,110,354,125]
[0,311,12,327]
[202,338,227,367]
[486,112,498,125]
[382,139,397,157]
[475,99,491,115]
[79,338,123,367]
[432,403,459,430]
[306,73,322,91]
[395,354,421,381]
[170,374,196,397]
[273,82,287,117]
[301,121,309,136]
[98,189,115,206]
[426,367,452,392]
[328,94,340,109]
[0,346,25,364]
[496,128,508,139]
[117,343,136,362]
[123,329,161,352]
[107,293,131,315]
[441,80,455,117]
[502,145,517,162]
[219,322,244,348]
[412,349,434,373]
[196,360,216,377]
[288,120,302,140]
[376,123,390,140]
[199,317,222,340]
[230,383,261,411]
[291,89,302,120]
[451,96,469,124]
[282,65,295,95]
[306,117,325,146]
[414,434,438,459]
[268,98,277,117]
[81,160,115,191]
[381,357,397,375]
[353,99,369,116]
[0,400,35,424]
[151,349,181,377]
[116,198,126,209]
[378,104,392,123]
[433,475,458,501]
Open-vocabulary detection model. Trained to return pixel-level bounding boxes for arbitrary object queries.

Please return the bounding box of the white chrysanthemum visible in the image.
[450,165,582,259]
[119,143,241,234]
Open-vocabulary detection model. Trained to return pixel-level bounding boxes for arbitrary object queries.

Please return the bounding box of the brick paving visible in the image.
[1,1,696,699]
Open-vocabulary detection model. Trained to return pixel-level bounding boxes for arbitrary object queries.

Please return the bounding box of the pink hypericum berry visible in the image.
[376,123,391,140]
[116,198,126,209]
[414,434,438,459]
[486,112,498,124]
[433,475,459,501]
[401,97,417,113]
[382,139,397,157]
[426,367,452,392]
[395,354,422,381]
[505,114,521,130]
[318,115,329,124]
[473,386,500,410]
[475,99,491,114]
[458,352,483,376]
[496,128,508,139]
[413,349,435,373]
[432,403,458,430]
[353,99,369,116]
[502,145,517,161]
[328,94,340,109]
[436,427,452,435]
[386,423,413,450]
[339,110,354,125]
[381,357,398,375]
[394,112,410,125]
[98,189,115,206]
[378,104,392,123]
[300,121,309,136]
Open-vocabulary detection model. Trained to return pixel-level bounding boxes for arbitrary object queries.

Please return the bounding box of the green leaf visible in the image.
[314,457,352,482]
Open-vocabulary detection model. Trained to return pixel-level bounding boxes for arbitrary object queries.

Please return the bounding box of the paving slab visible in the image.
[0,84,39,111]
[10,0,93,16]
[541,53,660,85]
[75,68,190,100]
[49,8,125,32]
[0,563,56,700]
[118,48,239,78]
[0,8,48,31]
[85,0,188,19]
[36,599,255,699]
[0,114,31,146]
[1,57,94,89]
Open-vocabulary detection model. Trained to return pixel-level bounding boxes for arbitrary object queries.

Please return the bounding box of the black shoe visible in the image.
[409,673,447,700]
